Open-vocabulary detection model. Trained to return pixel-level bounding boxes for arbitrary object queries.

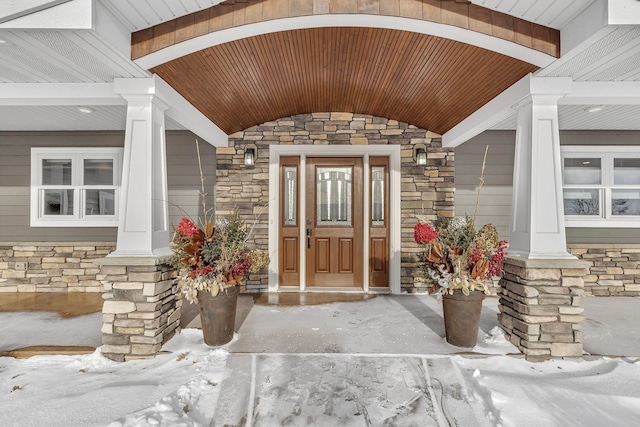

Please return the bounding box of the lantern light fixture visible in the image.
[413,144,427,166]
[244,144,257,166]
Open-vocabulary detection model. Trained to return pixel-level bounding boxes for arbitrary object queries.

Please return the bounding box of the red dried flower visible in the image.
[193,266,213,276]
[486,240,508,278]
[414,222,439,244]
[232,251,251,277]
[177,217,198,238]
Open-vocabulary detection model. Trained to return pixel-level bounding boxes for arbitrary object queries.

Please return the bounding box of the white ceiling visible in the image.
[100,0,224,32]
[471,0,595,30]
[1,0,640,133]
[0,30,144,83]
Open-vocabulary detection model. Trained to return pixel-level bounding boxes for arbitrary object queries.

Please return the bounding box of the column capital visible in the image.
[528,76,572,96]
[117,92,170,111]
[511,76,573,110]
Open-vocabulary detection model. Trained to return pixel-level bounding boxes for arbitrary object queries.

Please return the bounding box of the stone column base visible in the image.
[95,256,180,362]
[498,257,590,362]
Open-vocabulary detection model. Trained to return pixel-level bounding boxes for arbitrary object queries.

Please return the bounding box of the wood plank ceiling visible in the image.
[151,26,538,135]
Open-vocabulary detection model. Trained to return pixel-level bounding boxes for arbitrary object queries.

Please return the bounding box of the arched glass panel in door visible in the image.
[316,167,352,226]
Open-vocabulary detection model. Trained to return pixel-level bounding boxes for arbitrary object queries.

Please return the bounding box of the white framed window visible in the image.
[562,146,640,227]
[31,147,123,227]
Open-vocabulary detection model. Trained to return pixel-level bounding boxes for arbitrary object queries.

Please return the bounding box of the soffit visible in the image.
[0,30,145,83]
[491,25,640,130]
[150,26,538,135]
[2,0,638,133]
[539,26,640,82]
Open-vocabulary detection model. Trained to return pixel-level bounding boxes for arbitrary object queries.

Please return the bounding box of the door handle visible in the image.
[306,228,312,249]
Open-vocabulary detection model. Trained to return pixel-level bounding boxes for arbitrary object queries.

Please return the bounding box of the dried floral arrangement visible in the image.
[414,146,508,296]
[414,217,507,295]
[169,141,269,303]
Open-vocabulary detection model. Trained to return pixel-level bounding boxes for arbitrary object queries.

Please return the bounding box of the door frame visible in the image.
[268,145,401,294]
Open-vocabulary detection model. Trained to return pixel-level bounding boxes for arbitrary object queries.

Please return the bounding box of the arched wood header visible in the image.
[131,1,557,135]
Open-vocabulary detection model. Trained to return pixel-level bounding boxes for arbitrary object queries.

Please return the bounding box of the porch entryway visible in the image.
[269,144,402,293]
[279,156,390,290]
[215,114,446,294]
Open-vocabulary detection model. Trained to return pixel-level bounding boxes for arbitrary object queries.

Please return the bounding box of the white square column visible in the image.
[509,77,575,259]
[110,79,171,257]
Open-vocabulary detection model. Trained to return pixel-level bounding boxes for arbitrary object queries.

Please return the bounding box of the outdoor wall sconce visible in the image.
[413,144,427,166]
[244,144,257,166]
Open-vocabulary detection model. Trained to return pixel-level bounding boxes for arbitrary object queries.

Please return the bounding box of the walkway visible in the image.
[208,295,639,425]
[214,353,493,426]
[1,292,638,358]
[200,294,506,425]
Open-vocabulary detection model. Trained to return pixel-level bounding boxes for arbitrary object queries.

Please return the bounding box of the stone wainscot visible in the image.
[0,242,115,292]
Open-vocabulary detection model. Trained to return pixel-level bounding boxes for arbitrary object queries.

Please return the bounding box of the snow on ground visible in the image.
[1,327,640,426]
[456,355,640,427]
[0,330,229,427]
[2,296,640,426]
[0,311,102,351]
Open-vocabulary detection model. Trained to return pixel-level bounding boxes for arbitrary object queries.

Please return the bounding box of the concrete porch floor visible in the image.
[0,292,103,317]
[0,292,638,358]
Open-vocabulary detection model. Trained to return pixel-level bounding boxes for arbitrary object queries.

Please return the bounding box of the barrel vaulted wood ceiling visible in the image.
[132,0,559,136]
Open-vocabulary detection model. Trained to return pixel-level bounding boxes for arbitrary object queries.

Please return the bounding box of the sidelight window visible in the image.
[371,166,385,225]
[283,166,297,226]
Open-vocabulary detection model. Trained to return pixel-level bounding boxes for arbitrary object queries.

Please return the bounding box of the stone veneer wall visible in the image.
[568,244,640,296]
[498,258,590,361]
[216,112,455,292]
[0,242,115,292]
[97,258,180,362]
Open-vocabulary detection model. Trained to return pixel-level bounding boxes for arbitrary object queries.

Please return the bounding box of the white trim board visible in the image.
[268,145,402,294]
[135,15,555,70]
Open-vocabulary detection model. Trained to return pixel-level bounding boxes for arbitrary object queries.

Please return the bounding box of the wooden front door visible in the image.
[305,157,363,287]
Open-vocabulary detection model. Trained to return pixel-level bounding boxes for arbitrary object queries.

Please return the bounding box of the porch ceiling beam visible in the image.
[114,76,228,147]
[0,82,125,105]
[442,74,572,148]
[442,75,531,148]
[442,75,573,148]
[560,81,640,105]
[155,76,228,148]
[443,77,640,147]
